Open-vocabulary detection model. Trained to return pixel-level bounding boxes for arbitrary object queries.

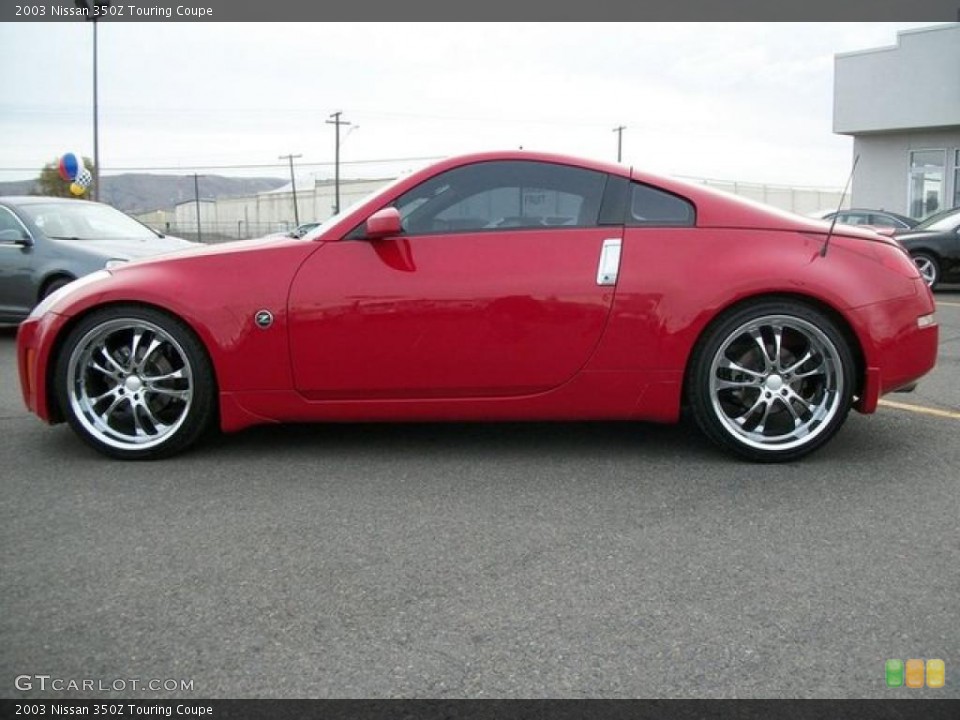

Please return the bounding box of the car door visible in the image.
[287,160,624,400]
[0,205,37,320]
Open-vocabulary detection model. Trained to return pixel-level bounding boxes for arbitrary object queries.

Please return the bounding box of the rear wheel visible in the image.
[688,300,855,462]
[55,306,216,460]
[911,252,940,289]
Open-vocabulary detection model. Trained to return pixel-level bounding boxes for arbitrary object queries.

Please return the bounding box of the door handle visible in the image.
[596,238,622,286]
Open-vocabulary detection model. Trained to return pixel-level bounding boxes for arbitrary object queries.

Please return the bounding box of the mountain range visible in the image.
[0,173,287,214]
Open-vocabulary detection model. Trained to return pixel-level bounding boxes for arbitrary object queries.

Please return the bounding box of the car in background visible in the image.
[894,206,960,288]
[812,208,919,232]
[263,222,321,240]
[0,196,195,323]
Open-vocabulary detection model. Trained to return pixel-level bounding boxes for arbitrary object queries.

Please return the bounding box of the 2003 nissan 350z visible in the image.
[16,152,939,461]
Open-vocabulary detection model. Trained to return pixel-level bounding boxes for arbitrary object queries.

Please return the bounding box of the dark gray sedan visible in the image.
[0,196,195,323]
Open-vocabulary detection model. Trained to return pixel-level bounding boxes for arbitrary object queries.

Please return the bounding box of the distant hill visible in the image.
[0,173,286,214]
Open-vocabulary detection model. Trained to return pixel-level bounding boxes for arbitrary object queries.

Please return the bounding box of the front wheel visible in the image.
[55,306,216,460]
[687,301,856,462]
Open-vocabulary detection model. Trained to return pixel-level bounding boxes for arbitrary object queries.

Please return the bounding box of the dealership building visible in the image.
[834,23,960,219]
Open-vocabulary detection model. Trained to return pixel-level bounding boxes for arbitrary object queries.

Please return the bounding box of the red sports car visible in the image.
[16,151,938,461]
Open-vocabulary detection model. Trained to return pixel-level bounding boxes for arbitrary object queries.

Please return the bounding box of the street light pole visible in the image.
[92,20,100,200]
[76,0,108,200]
[325,111,351,215]
[279,153,303,227]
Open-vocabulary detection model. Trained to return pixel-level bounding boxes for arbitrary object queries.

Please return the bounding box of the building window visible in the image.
[954,150,960,210]
[908,150,945,219]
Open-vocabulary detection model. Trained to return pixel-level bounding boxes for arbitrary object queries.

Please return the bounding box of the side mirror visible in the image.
[365,207,402,239]
[0,228,32,246]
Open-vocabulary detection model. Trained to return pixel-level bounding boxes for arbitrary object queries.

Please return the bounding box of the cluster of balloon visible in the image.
[58,153,92,196]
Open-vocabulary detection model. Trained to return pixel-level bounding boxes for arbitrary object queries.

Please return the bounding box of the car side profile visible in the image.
[0,196,195,323]
[17,152,938,462]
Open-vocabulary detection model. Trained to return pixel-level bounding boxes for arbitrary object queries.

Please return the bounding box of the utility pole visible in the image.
[279,153,303,227]
[612,125,626,163]
[325,111,351,215]
[193,173,202,243]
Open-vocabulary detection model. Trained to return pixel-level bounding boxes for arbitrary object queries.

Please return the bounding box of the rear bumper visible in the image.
[851,282,938,414]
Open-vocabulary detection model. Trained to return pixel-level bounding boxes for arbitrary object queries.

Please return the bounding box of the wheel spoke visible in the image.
[771,325,783,369]
[142,367,185,382]
[747,329,774,370]
[98,346,125,375]
[99,394,128,423]
[145,385,190,401]
[718,358,765,379]
[135,338,163,372]
[139,402,170,436]
[781,350,813,375]
[128,329,145,371]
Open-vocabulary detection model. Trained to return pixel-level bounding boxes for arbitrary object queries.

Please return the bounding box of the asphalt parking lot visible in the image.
[1,290,958,699]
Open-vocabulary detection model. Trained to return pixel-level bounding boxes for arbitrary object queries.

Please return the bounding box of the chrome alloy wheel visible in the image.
[66,318,194,451]
[912,254,938,287]
[708,315,844,452]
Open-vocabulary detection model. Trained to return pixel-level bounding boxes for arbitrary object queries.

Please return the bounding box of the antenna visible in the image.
[821,155,859,258]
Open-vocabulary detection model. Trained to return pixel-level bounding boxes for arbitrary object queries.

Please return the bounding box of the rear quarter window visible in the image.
[629,183,695,227]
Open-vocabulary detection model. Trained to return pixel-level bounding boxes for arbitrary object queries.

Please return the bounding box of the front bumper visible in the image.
[17,313,71,423]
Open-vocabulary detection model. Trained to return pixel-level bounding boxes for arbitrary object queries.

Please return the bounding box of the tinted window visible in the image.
[393,161,607,235]
[628,183,695,226]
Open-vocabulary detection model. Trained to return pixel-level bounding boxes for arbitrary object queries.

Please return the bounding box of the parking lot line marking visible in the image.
[935,300,960,308]
[879,399,960,420]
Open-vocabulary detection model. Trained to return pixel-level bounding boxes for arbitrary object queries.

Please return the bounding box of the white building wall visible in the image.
[834,24,960,135]
[851,129,960,215]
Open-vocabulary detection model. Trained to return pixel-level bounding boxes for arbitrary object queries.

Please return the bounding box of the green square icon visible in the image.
[886,659,905,687]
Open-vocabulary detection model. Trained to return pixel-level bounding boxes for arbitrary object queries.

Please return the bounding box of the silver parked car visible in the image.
[0,196,195,323]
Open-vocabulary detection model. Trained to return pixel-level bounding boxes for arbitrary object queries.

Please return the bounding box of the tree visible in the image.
[32,157,97,198]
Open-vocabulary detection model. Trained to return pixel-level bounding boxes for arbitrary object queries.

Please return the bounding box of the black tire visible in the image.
[40,276,74,300]
[54,305,216,460]
[911,252,940,289]
[687,299,856,462]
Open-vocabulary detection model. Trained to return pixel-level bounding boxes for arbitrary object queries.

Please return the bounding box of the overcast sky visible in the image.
[0,22,938,187]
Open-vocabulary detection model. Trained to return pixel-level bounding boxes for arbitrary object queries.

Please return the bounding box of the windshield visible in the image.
[915,208,960,232]
[20,202,158,241]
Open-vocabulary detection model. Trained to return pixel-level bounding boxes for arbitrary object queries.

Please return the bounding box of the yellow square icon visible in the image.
[926,659,945,688]
[905,659,925,688]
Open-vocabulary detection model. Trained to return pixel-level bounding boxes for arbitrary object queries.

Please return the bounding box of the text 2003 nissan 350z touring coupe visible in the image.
[17,152,938,462]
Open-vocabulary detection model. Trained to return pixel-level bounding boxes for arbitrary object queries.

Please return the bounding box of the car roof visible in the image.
[0,195,101,206]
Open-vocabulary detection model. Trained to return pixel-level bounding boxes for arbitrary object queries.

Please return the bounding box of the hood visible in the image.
[115,234,309,268]
[54,234,197,260]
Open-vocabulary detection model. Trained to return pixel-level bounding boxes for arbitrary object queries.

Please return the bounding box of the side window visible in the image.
[0,207,29,244]
[628,183,695,226]
[394,161,607,235]
[868,214,898,228]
